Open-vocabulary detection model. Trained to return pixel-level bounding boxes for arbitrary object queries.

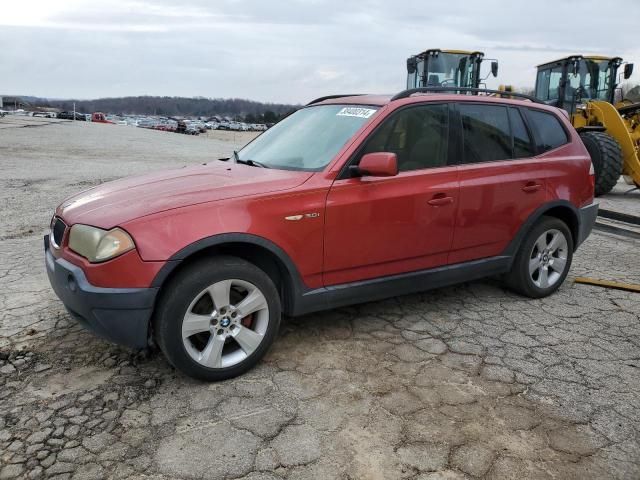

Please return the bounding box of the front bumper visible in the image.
[576,201,599,248]
[45,235,158,348]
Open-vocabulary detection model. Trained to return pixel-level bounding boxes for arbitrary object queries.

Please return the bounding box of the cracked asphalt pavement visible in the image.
[1,119,639,479]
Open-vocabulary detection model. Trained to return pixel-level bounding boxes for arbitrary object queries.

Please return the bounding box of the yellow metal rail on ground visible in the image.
[574,277,640,293]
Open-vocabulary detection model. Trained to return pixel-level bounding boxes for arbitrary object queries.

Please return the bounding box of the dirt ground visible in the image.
[0,118,639,480]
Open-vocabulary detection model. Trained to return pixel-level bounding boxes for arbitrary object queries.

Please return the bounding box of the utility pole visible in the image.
[73,102,76,121]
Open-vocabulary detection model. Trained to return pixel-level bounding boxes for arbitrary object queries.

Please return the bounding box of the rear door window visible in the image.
[526,109,569,153]
[459,104,511,163]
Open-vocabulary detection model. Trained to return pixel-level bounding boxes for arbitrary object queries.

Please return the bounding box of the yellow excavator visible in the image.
[406,49,498,90]
[534,55,639,195]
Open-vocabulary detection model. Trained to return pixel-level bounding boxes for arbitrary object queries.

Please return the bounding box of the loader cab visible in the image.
[534,55,629,112]
[406,49,495,90]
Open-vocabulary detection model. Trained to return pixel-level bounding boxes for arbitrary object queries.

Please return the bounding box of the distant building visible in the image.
[1,96,30,111]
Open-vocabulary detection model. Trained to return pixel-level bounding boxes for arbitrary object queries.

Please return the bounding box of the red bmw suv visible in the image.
[46,89,598,381]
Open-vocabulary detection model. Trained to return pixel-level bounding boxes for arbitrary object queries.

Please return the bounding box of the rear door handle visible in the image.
[427,193,454,206]
[522,182,542,193]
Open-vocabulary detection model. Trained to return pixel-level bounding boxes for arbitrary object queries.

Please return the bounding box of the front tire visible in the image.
[579,131,622,196]
[504,217,573,298]
[153,255,281,381]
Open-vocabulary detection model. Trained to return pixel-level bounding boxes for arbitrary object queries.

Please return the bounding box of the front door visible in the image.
[323,103,459,286]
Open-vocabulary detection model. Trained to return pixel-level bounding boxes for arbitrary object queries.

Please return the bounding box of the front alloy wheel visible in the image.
[154,256,281,381]
[182,279,270,369]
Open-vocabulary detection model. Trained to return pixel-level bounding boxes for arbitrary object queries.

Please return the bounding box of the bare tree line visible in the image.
[34,96,299,120]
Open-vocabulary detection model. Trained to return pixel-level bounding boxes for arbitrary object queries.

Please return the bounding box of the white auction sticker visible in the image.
[336,107,377,119]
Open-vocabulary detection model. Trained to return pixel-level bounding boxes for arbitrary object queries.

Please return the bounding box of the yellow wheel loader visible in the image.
[406,49,498,90]
[534,55,639,195]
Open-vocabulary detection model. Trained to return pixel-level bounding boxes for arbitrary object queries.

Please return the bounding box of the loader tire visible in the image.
[579,131,622,196]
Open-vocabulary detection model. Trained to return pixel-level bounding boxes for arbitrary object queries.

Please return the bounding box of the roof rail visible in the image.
[390,87,543,104]
[306,94,366,106]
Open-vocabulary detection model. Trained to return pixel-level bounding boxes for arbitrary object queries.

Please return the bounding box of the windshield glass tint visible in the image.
[237,105,378,171]
[565,59,613,101]
[426,54,474,88]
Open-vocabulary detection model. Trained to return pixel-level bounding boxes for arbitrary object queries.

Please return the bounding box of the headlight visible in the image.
[68,225,135,262]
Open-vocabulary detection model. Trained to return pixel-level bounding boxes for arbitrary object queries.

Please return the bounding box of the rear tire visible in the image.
[504,216,573,298]
[579,131,622,196]
[153,255,281,381]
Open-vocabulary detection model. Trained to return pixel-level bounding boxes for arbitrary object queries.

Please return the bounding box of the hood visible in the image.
[57,162,313,227]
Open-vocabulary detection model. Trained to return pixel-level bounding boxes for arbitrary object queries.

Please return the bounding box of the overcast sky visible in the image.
[2,0,639,104]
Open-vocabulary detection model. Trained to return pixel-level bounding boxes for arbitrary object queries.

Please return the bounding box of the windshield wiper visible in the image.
[217,150,240,163]
[236,158,269,168]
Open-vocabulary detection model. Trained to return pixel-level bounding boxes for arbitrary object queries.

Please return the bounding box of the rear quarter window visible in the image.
[526,109,569,153]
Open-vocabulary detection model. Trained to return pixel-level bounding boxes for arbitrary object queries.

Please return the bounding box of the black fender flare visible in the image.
[502,200,581,266]
[150,233,306,311]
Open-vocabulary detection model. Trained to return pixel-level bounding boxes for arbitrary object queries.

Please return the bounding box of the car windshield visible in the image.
[237,104,379,171]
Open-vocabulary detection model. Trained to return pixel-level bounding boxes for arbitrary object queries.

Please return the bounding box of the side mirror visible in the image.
[357,152,398,177]
[491,61,499,77]
[624,63,634,79]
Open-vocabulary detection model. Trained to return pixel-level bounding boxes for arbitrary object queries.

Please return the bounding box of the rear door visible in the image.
[323,103,459,286]
[449,103,547,264]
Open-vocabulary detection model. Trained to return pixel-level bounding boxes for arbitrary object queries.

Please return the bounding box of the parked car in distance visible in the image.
[185,124,200,135]
[91,112,113,123]
[56,111,86,121]
[45,90,598,381]
[192,121,207,133]
[137,119,157,129]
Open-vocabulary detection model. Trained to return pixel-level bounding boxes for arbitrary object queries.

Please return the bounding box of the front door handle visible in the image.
[427,193,454,206]
[522,182,542,193]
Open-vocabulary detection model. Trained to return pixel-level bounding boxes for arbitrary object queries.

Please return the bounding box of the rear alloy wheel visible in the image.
[505,216,573,298]
[154,256,281,381]
[528,229,569,289]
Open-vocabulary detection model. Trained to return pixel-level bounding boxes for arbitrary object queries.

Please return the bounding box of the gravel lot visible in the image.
[598,182,640,217]
[0,118,639,480]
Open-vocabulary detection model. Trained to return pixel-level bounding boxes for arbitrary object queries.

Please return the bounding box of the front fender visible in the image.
[124,189,327,290]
